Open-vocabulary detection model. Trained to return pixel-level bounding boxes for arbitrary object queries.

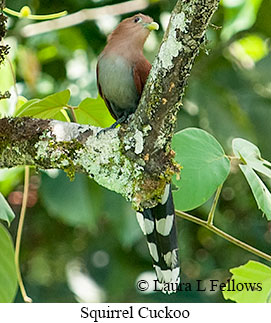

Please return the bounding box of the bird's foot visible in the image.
[96,114,128,137]
[96,126,113,137]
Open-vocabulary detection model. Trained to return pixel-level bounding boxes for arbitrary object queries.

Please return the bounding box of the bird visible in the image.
[97,13,180,291]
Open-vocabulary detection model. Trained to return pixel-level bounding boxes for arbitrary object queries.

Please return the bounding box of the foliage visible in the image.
[0,223,17,302]
[40,172,100,230]
[15,90,71,121]
[232,138,271,220]
[14,89,114,126]
[221,0,264,40]
[172,128,230,211]
[0,192,15,225]
[0,0,270,303]
[74,96,115,127]
[222,260,271,303]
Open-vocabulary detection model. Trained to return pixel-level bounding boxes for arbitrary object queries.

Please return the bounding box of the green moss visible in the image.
[33,130,83,180]
[64,165,76,181]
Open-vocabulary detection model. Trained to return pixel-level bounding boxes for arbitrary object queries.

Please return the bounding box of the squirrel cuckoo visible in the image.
[97,14,180,290]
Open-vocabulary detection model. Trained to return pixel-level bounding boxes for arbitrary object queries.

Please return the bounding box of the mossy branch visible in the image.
[127,0,221,157]
[0,117,149,208]
[0,1,221,208]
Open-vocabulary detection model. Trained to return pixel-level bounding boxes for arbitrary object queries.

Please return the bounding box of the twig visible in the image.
[4,7,67,20]
[14,166,32,303]
[66,105,77,123]
[207,184,222,225]
[175,210,271,262]
[21,0,149,37]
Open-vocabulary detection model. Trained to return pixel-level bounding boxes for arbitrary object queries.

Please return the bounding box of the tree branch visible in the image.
[133,0,220,147]
[0,0,221,209]
[0,117,148,207]
[120,0,221,204]
[176,210,271,262]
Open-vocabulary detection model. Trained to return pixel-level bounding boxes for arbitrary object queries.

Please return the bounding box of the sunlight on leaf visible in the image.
[15,96,28,111]
[221,0,263,40]
[0,168,24,196]
[4,7,67,20]
[228,34,269,69]
[74,96,115,128]
[223,260,271,303]
[237,34,269,62]
[15,90,71,121]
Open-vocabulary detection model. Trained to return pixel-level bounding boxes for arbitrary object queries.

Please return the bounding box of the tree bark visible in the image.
[0,0,221,209]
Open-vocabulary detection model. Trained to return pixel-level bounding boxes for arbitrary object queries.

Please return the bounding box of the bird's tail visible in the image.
[136,184,180,292]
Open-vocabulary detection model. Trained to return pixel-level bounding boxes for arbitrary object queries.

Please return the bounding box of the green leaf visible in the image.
[221,0,263,41]
[0,60,15,117]
[15,90,71,121]
[0,193,15,225]
[239,164,271,220]
[15,96,28,112]
[233,138,271,179]
[0,167,24,197]
[235,34,269,62]
[39,171,100,230]
[172,128,230,211]
[222,260,271,303]
[74,96,115,128]
[0,223,17,302]
[14,99,40,116]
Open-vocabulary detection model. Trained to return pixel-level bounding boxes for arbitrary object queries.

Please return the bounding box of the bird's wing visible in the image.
[96,61,118,120]
[133,58,152,96]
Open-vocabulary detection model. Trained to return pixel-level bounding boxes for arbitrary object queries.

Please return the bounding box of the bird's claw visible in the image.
[96,127,110,138]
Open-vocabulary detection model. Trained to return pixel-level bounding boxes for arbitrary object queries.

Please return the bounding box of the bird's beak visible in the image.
[144,21,159,31]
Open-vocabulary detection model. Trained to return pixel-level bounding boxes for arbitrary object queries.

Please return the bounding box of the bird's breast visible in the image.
[98,54,139,116]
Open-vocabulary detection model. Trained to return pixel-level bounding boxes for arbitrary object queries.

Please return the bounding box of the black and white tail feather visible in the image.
[136,184,180,293]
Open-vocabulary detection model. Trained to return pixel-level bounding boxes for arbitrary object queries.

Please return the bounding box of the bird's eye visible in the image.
[134,16,142,23]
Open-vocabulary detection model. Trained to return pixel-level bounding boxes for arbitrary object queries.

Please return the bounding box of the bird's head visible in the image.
[107,13,159,49]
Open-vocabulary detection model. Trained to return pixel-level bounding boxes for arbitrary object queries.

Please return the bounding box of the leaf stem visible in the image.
[6,55,18,99]
[15,166,32,303]
[4,7,67,20]
[66,105,78,123]
[175,209,271,262]
[227,155,240,161]
[70,107,78,123]
[207,184,222,225]
[60,109,71,123]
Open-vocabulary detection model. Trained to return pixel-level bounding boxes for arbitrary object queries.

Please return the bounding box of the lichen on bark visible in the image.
[0,0,221,209]
[121,0,221,188]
